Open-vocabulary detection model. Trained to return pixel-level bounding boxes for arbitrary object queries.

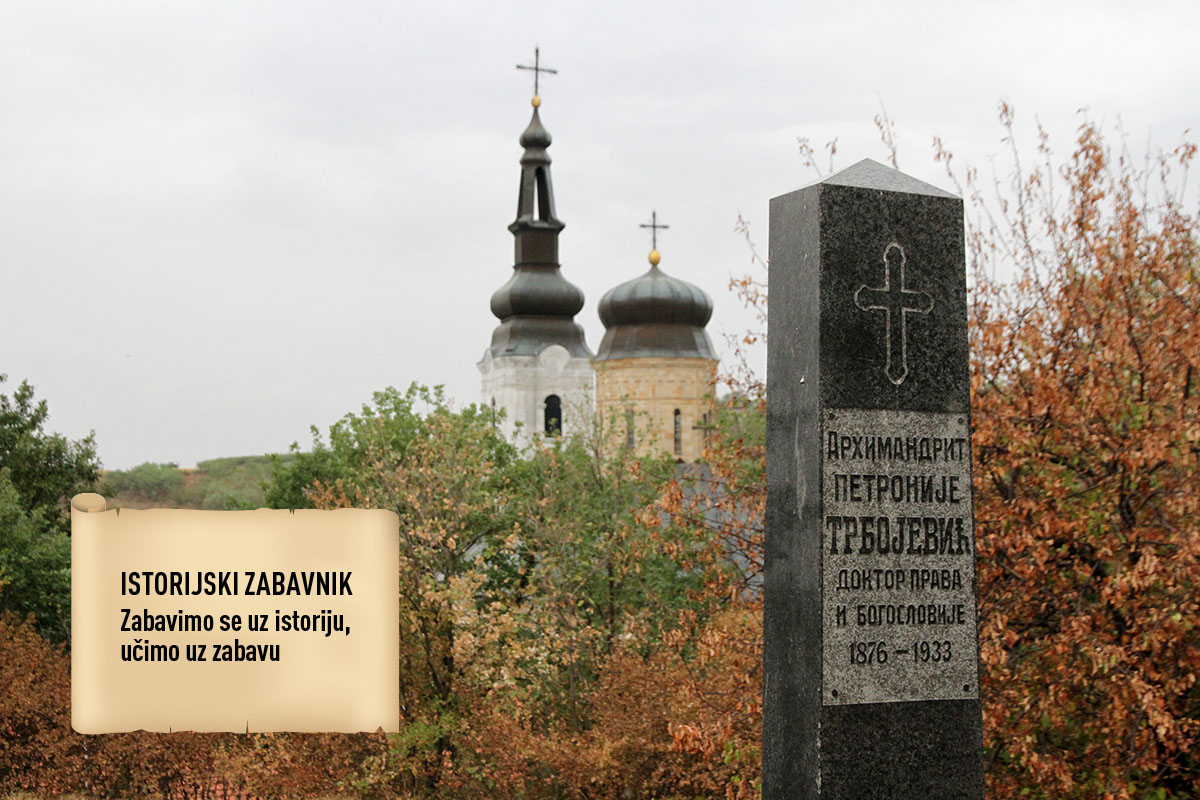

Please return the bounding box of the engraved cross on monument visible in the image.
[765,159,984,798]
[855,243,934,385]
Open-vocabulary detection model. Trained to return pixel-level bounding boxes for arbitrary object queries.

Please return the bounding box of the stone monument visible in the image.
[764,159,984,798]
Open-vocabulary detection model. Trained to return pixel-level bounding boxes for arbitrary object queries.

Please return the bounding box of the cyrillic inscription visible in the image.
[822,408,979,705]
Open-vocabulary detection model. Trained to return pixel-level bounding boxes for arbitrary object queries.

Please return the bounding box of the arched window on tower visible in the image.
[625,409,635,450]
[544,394,562,436]
[535,167,551,221]
[673,409,682,457]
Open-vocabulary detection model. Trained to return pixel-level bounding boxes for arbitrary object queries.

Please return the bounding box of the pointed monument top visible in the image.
[816,158,957,199]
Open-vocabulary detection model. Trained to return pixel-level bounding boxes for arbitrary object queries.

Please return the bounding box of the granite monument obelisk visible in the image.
[764,159,985,798]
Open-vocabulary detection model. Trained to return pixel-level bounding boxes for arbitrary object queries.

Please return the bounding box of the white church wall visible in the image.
[478,346,594,450]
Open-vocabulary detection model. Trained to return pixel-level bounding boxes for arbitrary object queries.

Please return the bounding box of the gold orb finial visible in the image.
[531,95,541,108]
[648,249,661,266]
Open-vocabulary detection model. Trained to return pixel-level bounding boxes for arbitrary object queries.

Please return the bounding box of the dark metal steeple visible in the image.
[508,104,563,246]
[486,56,591,359]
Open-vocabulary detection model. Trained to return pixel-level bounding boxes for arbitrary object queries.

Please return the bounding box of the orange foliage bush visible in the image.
[0,611,383,798]
[0,612,79,793]
[962,113,1200,797]
[442,623,759,800]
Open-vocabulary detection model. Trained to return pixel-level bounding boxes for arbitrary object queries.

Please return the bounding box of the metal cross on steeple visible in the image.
[640,210,669,251]
[516,47,557,96]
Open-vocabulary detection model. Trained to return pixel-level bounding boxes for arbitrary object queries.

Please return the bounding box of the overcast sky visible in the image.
[3,1,1198,470]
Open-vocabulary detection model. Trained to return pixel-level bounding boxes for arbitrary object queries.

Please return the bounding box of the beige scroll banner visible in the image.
[71,494,399,733]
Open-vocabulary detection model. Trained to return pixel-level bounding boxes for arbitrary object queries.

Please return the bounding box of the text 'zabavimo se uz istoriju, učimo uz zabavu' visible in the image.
[71,494,400,734]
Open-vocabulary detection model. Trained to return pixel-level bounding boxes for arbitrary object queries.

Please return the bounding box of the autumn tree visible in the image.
[0,612,77,791]
[953,110,1200,798]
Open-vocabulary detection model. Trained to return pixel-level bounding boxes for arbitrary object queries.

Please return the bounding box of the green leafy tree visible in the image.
[0,470,70,642]
[0,376,100,641]
[264,385,434,510]
[484,428,696,727]
[0,375,100,532]
[263,385,701,796]
[288,385,518,792]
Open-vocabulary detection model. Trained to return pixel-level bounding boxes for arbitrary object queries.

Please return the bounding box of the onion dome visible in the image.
[490,266,584,318]
[485,98,592,359]
[518,102,552,150]
[596,249,715,361]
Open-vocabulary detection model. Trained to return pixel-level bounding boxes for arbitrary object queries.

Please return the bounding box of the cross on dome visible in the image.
[640,210,669,251]
[516,47,557,104]
[640,210,670,266]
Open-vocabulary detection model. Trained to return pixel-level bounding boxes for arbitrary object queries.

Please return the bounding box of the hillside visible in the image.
[102,454,292,510]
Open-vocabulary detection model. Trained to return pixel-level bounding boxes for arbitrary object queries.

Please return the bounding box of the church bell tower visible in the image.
[478,50,594,447]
